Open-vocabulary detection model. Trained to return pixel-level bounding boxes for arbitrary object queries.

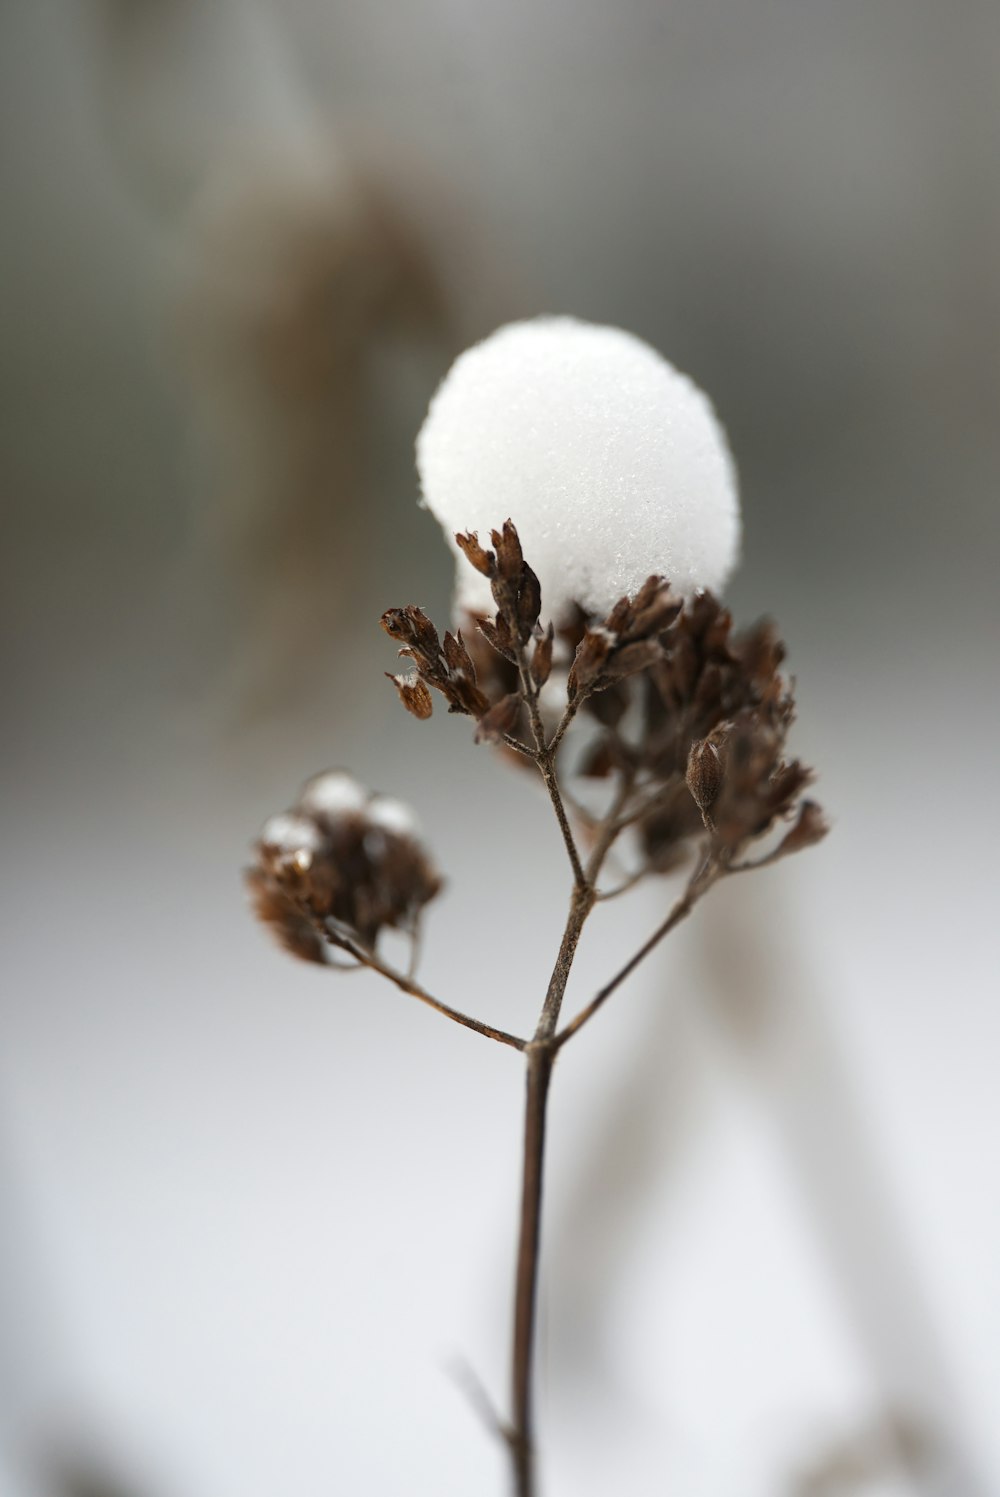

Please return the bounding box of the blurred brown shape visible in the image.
[791,1409,934,1496]
[178,150,453,711]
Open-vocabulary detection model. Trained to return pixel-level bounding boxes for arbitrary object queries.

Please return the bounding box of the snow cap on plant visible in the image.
[416,316,740,620]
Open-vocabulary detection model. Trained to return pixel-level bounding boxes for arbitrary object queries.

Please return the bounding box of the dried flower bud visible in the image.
[530,625,554,688]
[568,628,614,694]
[246,868,327,965]
[380,604,441,664]
[383,605,490,719]
[455,530,495,577]
[491,518,524,579]
[477,613,516,662]
[248,773,442,961]
[377,529,824,874]
[387,672,434,719]
[686,738,725,813]
[774,799,829,859]
[515,561,542,642]
[600,638,663,682]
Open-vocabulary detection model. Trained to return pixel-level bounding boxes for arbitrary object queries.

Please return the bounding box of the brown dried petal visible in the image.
[774,799,829,858]
[490,518,524,579]
[455,530,496,577]
[601,637,664,683]
[442,629,477,680]
[380,605,441,663]
[474,692,523,744]
[246,868,327,965]
[570,629,613,691]
[447,676,491,718]
[530,625,554,687]
[630,575,665,614]
[604,594,632,636]
[380,607,411,642]
[517,562,542,640]
[386,672,433,720]
[409,607,441,658]
[478,613,517,662]
[629,586,682,640]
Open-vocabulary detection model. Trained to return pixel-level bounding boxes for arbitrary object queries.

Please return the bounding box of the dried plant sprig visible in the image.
[246,769,527,1050]
[248,521,826,1497]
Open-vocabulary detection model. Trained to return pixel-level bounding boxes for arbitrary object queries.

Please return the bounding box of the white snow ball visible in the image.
[298,769,368,819]
[259,812,324,866]
[365,795,420,838]
[416,317,740,619]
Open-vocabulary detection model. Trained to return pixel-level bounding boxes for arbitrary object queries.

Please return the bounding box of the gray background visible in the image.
[2,3,998,1494]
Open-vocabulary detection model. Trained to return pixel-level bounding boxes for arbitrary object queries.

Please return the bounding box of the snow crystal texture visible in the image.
[416,317,740,620]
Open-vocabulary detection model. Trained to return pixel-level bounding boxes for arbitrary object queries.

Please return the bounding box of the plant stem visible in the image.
[508,883,594,1495]
[516,653,587,889]
[555,856,721,1050]
[510,1041,552,1497]
[320,921,528,1051]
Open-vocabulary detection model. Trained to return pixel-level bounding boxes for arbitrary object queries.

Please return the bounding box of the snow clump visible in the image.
[416,317,740,621]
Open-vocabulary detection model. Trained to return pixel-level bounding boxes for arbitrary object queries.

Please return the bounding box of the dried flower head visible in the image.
[247,770,441,963]
[382,518,826,876]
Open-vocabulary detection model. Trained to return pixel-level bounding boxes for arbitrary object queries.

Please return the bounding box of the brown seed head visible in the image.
[686,737,725,812]
[247,772,442,962]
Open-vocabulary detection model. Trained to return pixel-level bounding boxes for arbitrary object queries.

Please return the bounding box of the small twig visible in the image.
[321,922,527,1052]
[501,732,537,760]
[595,865,649,902]
[605,776,682,836]
[583,763,637,884]
[554,854,722,1050]
[727,847,784,874]
[546,691,584,757]
[537,752,587,889]
[517,652,587,889]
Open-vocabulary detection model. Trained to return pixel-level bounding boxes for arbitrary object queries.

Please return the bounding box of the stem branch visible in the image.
[555,856,721,1050]
[323,924,528,1051]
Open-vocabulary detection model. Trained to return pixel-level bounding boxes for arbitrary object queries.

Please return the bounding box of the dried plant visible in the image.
[246,511,825,1494]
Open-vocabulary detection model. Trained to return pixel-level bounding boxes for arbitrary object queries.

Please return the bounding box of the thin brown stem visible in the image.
[554,856,722,1050]
[508,882,594,1497]
[510,1041,552,1497]
[595,865,649,902]
[517,653,587,889]
[546,692,583,757]
[536,751,587,889]
[583,764,636,884]
[500,732,537,760]
[323,925,528,1051]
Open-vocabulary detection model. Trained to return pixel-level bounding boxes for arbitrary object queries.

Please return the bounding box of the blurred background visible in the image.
[2,2,998,1494]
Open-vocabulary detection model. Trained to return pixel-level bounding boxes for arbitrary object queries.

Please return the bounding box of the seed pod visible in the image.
[386,672,434,720]
[530,625,554,688]
[686,737,724,812]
